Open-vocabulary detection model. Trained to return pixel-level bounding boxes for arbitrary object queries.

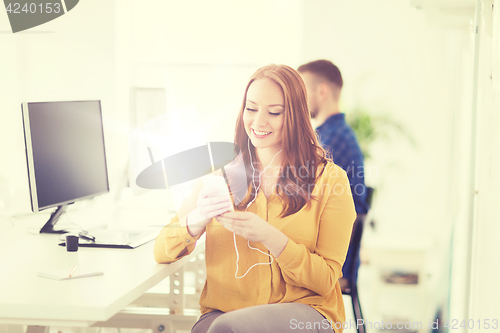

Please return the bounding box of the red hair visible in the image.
[232,64,330,217]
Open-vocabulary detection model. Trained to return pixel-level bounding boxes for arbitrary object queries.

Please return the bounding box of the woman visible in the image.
[154,64,356,333]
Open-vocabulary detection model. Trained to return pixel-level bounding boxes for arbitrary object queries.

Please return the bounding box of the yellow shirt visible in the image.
[154,162,356,332]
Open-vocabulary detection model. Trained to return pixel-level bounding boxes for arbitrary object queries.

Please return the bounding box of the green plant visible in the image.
[345,106,415,160]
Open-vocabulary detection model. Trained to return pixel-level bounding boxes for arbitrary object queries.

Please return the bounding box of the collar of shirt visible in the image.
[316,113,345,132]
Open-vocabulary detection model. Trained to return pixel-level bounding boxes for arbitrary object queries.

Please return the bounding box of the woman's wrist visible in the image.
[185,211,207,238]
[262,227,289,258]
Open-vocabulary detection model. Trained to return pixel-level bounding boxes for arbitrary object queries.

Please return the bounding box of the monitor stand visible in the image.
[39,204,69,234]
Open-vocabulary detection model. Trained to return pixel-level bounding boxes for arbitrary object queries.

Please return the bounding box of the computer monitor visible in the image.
[21,100,109,234]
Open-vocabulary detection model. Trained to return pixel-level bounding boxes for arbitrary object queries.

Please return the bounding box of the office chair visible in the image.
[341,186,374,333]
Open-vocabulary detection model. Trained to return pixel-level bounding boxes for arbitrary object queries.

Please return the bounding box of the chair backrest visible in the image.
[365,186,375,211]
[347,215,365,283]
[346,186,374,284]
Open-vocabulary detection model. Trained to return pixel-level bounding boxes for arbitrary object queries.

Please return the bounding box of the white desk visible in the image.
[0,218,204,328]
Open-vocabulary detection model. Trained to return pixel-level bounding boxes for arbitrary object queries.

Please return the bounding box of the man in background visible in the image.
[298,59,369,290]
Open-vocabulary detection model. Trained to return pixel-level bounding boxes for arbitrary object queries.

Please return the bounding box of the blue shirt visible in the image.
[316,113,369,214]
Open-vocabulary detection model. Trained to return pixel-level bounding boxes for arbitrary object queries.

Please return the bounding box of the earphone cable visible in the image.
[233,138,282,279]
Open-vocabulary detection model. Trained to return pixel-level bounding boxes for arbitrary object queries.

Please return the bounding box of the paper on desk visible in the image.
[37,269,104,281]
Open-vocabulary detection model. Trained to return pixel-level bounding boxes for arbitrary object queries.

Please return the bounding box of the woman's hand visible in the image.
[186,187,233,237]
[217,211,289,257]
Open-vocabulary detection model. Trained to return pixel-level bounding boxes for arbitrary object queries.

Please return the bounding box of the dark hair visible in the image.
[232,64,329,217]
[297,59,343,89]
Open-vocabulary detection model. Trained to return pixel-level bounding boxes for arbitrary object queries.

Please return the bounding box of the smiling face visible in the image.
[243,78,285,154]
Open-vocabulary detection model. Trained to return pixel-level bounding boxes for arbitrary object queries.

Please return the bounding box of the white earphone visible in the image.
[233,138,282,279]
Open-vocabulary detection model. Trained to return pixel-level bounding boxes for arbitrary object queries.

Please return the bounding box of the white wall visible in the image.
[0,0,116,214]
[469,0,500,325]
[115,0,305,143]
[302,0,458,241]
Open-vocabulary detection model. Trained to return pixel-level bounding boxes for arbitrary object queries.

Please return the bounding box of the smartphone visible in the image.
[202,175,234,212]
